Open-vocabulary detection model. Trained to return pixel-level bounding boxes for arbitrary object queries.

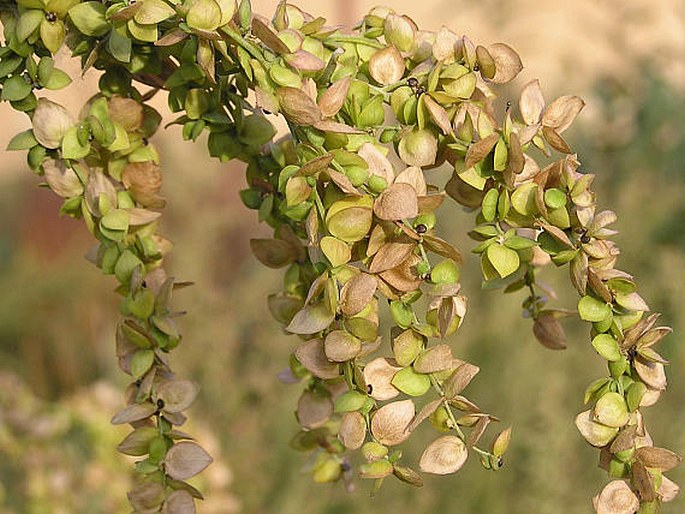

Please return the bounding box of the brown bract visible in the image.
[369,45,405,85]
[419,435,468,474]
[374,183,419,221]
[370,399,414,446]
[277,87,322,126]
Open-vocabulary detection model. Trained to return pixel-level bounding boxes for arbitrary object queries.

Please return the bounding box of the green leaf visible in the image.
[127,19,159,43]
[0,56,23,78]
[486,244,520,278]
[16,9,44,42]
[107,29,132,63]
[578,295,612,323]
[186,0,222,31]
[101,208,130,231]
[481,188,498,222]
[40,18,66,54]
[43,67,72,90]
[591,334,622,362]
[391,367,431,396]
[1,75,32,101]
[61,126,90,159]
[6,129,38,151]
[134,0,176,24]
[130,349,155,379]
[68,1,110,36]
[114,250,143,285]
[544,188,567,209]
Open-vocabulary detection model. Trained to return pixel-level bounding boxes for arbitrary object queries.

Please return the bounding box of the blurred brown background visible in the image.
[1,1,684,512]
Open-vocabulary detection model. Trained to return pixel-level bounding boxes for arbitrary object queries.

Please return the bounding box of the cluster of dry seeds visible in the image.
[0,0,679,512]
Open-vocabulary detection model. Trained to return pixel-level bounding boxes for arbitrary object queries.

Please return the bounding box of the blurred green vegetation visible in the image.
[1,72,684,514]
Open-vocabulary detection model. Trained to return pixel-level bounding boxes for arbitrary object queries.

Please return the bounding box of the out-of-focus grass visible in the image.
[1,2,685,513]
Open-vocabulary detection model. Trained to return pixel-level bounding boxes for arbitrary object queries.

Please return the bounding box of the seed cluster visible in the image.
[0,0,679,512]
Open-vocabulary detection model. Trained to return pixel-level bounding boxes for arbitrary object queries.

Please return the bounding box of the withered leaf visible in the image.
[157,380,200,413]
[464,133,499,170]
[423,95,454,135]
[422,234,464,265]
[338,411,366,450]
[128,482,165,512]
[300,153,333,176]
[519,79,545,126]
[507,132,524,175]
[466,415,491,447]
[634,357,667,390]
[542,126,571,153]
[443,362,480,399]
[250,238,297,268]
[407,398,443,433]
[395,166,427,196]
[251,17,290,54]
[414,344,453,373]
[117,426,158,456]
[165,441,213,481]
[369,240,416,274]
[286,303,335,335]
[340,273,377,317]
[532,312,567,350]
[487,43,523,84]
[363,357,401,401]
[380,254,422,292]
[542,95,585,134]
[359,142,395,184]
[374,183,419,221]
[312,120,364,134]
[635,446,682,472]
[163,490,196,514]
[393,465,424,487]
[369,45,405,86]
[277,87,322,126]
[43,159,83,198]
[111,402,157,425]
[318,76,352,118]
[294,339,340,379]
[297,389,333,429]
[593,480,640,514]
[324,330,362,362]
[631,461,657,503]
[370,399,414,446]
[419,435,468,475]
[285,49,325,72]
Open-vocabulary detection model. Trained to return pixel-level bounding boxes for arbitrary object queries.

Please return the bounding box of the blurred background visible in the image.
[1,0,684,512]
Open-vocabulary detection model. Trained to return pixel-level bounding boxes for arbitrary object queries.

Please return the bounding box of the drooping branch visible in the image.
[0,1,680,512]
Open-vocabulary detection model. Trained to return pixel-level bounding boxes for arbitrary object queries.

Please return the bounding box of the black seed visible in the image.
[367,384,373,394]
[581,234,591,244]
[156,399,165,409]
[416,224,427,234]
[341,461,352,472]
[45,11,57,22]
[407,77,419,88]
[473,64,480,72]
[506,101,512,109]
[497,456,504,467]
[142,137,149,145]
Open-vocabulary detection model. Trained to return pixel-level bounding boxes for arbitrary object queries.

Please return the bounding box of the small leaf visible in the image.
[592,334,622,362]
[117,426,158,456]
[369,45,405,86]
[542,95,585,134]
[391,367,431,396]
[635,447,682,472]
[419,435,468,475]
[487,43,523,83]
[277,86,322,126]
[533,312,567,350]
[338,411,366,450]
[593,480,639,514]
[165,441,213,480]
[413,344,453,373]
[486,244,520,278]
[68,2,110,36]
[519,79,545,126]
[294,339,339,379]
[443,362,479,399]
[364,358,402,401]
[111,402,157,425]
[130,349,155,379]
[371,399,414,446]
[578,295,612,323]
[163,490,196,514]
[157,380,200,413]
[2,75,32,102]
[373,183,419,221]
[340,273,377,317]
[318,76,351,118]
[464,133,499,170]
